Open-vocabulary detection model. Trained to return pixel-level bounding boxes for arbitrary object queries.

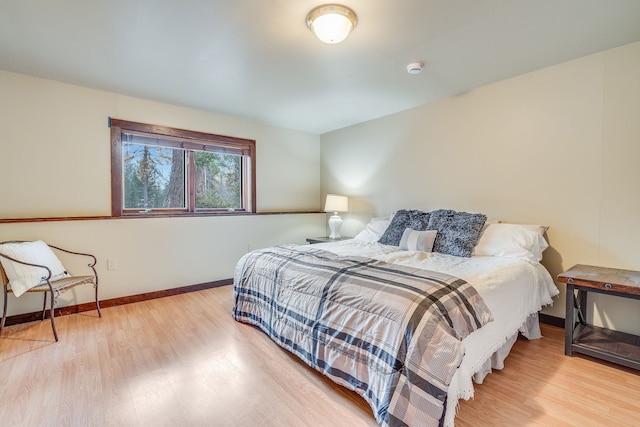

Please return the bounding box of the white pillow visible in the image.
[483,219,502,229]
[399,228,437,252]
[472,223,549,263]
[354,216,391,243]
[0,241,69,297]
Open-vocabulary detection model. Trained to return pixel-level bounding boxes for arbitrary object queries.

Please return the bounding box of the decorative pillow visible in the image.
[399,229,437,252]
[472,223,549,263]
[0,240,69,297]
[377,209,431,246]
[354,216,392,243]
[428,209,487,257]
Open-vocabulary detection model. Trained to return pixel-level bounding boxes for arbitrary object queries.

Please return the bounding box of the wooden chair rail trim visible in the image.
[1,279,232,327]
[0,211,322,224]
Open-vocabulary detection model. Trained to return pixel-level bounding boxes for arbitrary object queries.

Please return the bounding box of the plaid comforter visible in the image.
[233,245,492,427]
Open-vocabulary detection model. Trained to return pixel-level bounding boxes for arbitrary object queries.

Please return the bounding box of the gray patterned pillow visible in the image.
[428,209,487,257]
[377,209,431,246]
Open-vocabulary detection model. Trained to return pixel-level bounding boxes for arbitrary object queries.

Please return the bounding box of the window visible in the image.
[110,119,256,216]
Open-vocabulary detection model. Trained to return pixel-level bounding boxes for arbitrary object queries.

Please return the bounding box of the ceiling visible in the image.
[2,1,640,135]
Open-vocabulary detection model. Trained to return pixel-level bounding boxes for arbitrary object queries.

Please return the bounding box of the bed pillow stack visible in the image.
[361,209,549,261]
[375,208,486,257]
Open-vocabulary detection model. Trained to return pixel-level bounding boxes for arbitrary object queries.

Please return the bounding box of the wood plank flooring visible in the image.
[1,285,639,427]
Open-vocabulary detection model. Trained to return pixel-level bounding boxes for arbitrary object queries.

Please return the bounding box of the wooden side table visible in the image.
[558,264,640,370]
[306,236,351,244]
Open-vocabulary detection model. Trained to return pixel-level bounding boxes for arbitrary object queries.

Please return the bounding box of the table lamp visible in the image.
[324,194,349,239]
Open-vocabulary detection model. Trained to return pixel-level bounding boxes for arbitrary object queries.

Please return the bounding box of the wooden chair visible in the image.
[0,241,101,341]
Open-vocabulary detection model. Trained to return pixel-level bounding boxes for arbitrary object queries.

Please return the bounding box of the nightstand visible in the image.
[306,236,351,244]
[558,264,640,370]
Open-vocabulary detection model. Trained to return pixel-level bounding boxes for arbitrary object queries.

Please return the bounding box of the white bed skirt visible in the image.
[443,313,542,427]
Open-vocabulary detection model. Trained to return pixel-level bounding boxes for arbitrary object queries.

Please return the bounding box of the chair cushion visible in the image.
[0,241,69,297]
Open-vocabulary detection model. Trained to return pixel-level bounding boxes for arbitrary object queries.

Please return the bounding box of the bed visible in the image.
[233,209,559,427]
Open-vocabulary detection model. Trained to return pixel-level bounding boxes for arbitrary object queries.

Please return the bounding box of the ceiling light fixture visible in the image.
[306,4,357,44]
[407,62,424,75]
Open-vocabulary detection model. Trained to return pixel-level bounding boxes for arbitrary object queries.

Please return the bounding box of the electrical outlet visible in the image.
[107,259,118,270]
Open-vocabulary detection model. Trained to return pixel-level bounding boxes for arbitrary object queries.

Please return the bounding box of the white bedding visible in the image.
[313,239,559,426]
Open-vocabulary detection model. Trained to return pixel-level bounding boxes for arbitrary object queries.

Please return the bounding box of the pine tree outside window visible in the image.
[110,119,256,216]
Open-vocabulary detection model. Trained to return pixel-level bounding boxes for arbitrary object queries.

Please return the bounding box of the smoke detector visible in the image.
[406,62,424,75]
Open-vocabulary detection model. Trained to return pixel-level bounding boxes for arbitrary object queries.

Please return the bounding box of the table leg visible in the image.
[565,283,575,356]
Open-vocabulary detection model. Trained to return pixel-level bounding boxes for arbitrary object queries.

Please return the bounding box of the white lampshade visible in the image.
[324,194,349,213]
[324,194,348,239]
[306,4,357,44]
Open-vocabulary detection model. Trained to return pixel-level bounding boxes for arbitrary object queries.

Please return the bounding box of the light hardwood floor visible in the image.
[1,286,639,427]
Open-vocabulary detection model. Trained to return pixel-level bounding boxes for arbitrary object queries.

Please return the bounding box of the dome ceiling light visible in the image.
[306,4,358,44]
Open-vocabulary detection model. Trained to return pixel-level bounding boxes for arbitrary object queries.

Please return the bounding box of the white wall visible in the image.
[0,70,325,316]
[321,41,640,335]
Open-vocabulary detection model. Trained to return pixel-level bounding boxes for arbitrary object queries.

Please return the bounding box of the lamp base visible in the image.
[328,214,342,239]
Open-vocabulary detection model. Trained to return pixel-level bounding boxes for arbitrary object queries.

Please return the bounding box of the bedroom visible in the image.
[1,1,640,426]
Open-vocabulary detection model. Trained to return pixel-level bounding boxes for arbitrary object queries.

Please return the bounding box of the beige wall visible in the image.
[0,70,321,217]
[0,70,325,316]
[321,42,640,335]
[0,214,324,316]
[4,41,640,330]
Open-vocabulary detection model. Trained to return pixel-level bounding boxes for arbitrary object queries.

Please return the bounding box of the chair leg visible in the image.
[95,282,102,318]
[49,291,58,342]
[0,286,8,336]
[41,293,47,321]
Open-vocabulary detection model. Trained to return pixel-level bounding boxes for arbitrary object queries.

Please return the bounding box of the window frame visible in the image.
[110,119,256,217]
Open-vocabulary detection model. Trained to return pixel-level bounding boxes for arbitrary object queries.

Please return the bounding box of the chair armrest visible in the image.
[48,244,97,268]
